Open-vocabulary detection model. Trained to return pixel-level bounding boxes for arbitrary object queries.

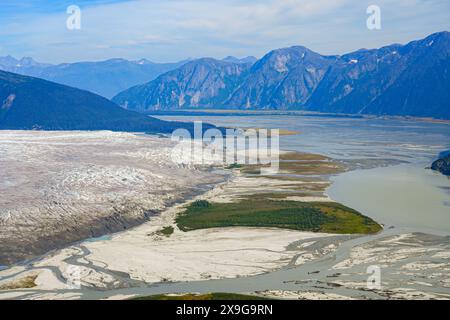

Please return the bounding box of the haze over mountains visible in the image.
[113,32,450,120]
[0,57,187,99]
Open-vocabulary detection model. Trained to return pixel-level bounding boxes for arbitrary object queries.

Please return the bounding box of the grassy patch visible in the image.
[206,151,380,235]
[278,162,343,175]
[280,152,329,161]
[226,163,243,170]
[234,152,343,177]
[176,199,381,235]
[132,293,270,300]
[156,226,175,237]
[191,200,212,208]
[245,128,300,136]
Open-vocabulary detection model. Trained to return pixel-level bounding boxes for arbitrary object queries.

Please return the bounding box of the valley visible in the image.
[1,115,450,300]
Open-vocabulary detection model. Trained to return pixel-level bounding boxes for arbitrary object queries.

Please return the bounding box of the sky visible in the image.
[0,0,449,64]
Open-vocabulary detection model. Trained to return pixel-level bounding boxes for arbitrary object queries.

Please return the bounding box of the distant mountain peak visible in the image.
[423,30,450,46]
[222,56,258,64]
[288,45,311,52]
[17,57,40,67]
[0,55,19,67]
[134,58,153,65]
[0,56,187,98]
[428,30,450,38]
[113,56,251,111]
[105,58,128,63]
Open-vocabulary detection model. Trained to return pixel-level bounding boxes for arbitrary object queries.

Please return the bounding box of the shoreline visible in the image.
[148,109,450,125]
[1,137,450,299]
[328,162,450,236]
[0,148,382,299]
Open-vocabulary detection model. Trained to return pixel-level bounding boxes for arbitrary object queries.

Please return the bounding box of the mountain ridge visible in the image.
[112,31,450,119]
[113,58,253,111]
[0,56,188,99]
[0,70,212,133]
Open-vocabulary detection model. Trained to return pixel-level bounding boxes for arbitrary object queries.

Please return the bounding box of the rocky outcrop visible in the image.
[113,58,251,111]
[431,153,450,176]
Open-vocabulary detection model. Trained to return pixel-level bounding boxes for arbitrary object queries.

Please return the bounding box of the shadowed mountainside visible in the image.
[0,70,212,133]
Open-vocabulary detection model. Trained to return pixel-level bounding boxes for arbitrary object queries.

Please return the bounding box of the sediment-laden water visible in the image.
[159,115,450,235]
[2,116,450,299]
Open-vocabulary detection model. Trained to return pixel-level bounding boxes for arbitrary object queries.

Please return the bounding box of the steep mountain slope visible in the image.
[306,32,450,119]
[363,32,450,118]
[113,47,335,111]
[0,70,203,133]
[226,46,337,109]
[112,31,450,119]
[0,57,186,98]
[305,44,404,114]
[113,58,252,111]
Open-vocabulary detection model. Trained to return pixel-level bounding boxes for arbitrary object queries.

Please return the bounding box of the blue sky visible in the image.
[1,0,449,63]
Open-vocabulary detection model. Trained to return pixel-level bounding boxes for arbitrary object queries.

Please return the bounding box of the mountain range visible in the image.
[0,56,187,99]
[112,31,450,119]
[0,70,210,133]
[113,58,252,110]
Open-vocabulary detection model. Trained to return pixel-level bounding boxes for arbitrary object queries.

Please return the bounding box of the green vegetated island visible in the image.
[175,152,382,235]
[177,199,380,235]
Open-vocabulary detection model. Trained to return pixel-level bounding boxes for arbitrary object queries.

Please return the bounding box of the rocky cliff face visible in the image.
[113,58,252,111]
[225,46,336,109]
[305,44,404,114]
[307,32,450,118]
[431,154,450,176]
